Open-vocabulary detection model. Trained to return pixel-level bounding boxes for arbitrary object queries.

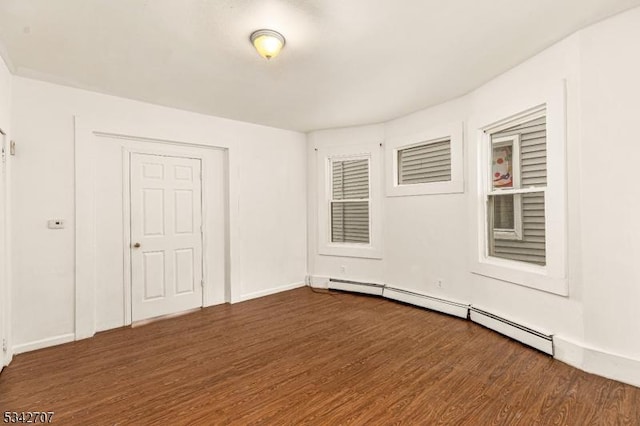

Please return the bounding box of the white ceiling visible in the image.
[1,0,639,132]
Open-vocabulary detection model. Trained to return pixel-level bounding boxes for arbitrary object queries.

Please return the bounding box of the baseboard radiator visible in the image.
[383,287,469,319]
[328,279,385,296]
[324,277,553,356]
[470,307,554,355]
[327,279,468,318]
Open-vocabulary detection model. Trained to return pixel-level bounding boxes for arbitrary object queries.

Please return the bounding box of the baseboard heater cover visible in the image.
[383,287,469,319]
[328,279,385,296]
[470,307,554,355]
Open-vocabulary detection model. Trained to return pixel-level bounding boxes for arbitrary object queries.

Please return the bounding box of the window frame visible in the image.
[469,81,567,296]
[317,144,382,259]
[329,155,371,244]
[386,122,464,197]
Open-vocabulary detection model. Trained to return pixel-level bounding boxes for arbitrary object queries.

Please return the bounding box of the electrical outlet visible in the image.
[47,219,65,229]
[340,265,346,273]
[436,279,444,289]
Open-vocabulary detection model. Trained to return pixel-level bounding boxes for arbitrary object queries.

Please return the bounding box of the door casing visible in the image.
[75,116,234,341]
[128,151,204,323]
[0,132,6,370]
[123,145,215,326]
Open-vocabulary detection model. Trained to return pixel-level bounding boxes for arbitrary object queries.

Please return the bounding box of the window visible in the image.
[317,143,382,259]
[470,82,567,296]
[490,136,522,240]
[386,122,463,196]
[330,158,370,244]
[397,138,451,185]
[487,115,546,265]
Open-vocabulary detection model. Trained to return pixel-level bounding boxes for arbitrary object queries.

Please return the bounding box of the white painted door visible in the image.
[130,153,203,322]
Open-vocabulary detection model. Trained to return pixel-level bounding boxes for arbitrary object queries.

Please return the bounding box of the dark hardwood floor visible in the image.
[1,287,638,425]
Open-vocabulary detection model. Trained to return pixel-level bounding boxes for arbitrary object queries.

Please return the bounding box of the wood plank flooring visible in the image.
[1,287,639,425]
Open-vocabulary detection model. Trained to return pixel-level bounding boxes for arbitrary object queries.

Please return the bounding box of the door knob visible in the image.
[133,242,141,248]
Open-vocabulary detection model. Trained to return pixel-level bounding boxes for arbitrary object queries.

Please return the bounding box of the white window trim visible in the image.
[469,80,568,296]
[491,134,524,241]
[317,144,382,259]
[386,122,464,196]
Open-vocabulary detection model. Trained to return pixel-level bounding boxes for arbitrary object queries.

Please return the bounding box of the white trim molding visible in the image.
[554,336,640,388]
[307,275,330,289]
[13,333,76,355]
[316,143,383,259]
[120,145,226,325]
[386,121,464,196]
[238,282,306,303]
[0,126,10,369]
[468,79,568,296]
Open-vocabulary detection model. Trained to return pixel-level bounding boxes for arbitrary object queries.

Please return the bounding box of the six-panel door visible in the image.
[130,153,203,322]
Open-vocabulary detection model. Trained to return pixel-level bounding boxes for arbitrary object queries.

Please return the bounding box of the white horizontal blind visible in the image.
[490,116,547,265]
[398,139,451,185]
[331,159,370,244]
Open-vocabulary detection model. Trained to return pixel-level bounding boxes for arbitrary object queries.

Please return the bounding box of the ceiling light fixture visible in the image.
[250,29,286,60]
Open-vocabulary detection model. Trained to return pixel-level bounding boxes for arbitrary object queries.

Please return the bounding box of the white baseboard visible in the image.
[470,307,554,355]
[2,351,13,368]
[552,335,584,366]
[204,297,227,308]
[554,336,640,388]
[383,287,469,319]
[236,282,306,303]
[308,275,330,289]
[13,333,76,355]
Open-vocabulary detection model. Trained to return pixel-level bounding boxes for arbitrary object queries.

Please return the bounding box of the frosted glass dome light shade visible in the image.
[250,29,286,60]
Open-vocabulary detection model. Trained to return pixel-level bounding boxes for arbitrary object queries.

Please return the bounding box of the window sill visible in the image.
[318,244,383,260]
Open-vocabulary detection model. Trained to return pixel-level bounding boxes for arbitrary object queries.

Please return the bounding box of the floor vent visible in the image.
[470,307,554,355]
[383,287,469,319]
[328,279,385,296]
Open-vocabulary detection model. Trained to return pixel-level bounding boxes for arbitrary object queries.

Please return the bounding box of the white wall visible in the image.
[307,7,640,386]
[579,8,640,360]
[307,124,386,283]
[384,98,470,303]
[11,77,307,349]
[0,55,11,367]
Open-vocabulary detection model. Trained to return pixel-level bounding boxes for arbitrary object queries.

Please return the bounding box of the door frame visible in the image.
[75,116,239,341]
[0,129,7,369]
[123,148,206,325]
